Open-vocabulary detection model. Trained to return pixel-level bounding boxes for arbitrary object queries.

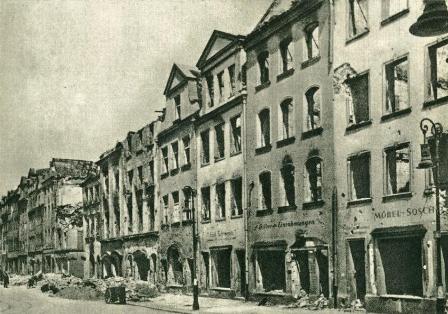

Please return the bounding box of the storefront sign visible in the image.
[373,206,435,220]
[253,220,315,231]
[207,230,236,241]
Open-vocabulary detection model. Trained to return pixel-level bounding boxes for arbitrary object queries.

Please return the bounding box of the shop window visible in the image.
[214,123,225,161]
[256,250,286,292]
[228,64,236,96]
[206,74,214,107]
[348,0,368,38]
[258,109,270,148]
[348,152,371,200]
[257,51,270,84]
[217,70,225,102]
[280,37,293,73]
[385,144,410,195]
[231,177,243,216]
[304,23,319,60]
[201,130,210,165]
[385,57,409,114]
[201,186,211,221]
[281,160,295,207]
[428,40,448,102]
[305,87,321,131]
[382,0,408,20]
[162,147,169,174]
[346,72,369,125]
[280,98,293,140]
[162,195,169,224]
[378,236,423,296]
[174,94,181,120]
[259,171,272,210]
[305,157,323,203]
[211,248,231,288]
[171,141,179,170]
[172,191,180,223]
[216,182,226,220]
[230,115,242,154]
[182,135,190,165]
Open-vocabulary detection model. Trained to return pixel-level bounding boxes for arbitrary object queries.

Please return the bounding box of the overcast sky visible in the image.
[0,0,272,195]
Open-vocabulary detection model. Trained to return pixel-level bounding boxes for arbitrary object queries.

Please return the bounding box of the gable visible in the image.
[163,63,198,96]
[206,37,233,62]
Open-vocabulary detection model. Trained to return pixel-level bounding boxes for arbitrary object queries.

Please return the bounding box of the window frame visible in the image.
[258,108,271,148]
[347,0,369,40]
[304,22,320,62]
[182,135,191,166]
[345,71,371,127]
[426,38,448,104]
[279,98,294,140]
[304,86,322,132]
[259,171,272,211]
[215,182,226,220]
[304,156,323,204]
[174,94,181,120]
[200,129,211,166]
[347,151,372,202]
[201,186,211,222]
[231,177,243,216]
[161,146,169,174]
[257,51,270,85]
[383,142,412,197]
[171,141,179,170]
[230,114,242,155]
[214,123,226,161]
[381,0,409,23]
[279,36,294,74]
[383,55,410,116]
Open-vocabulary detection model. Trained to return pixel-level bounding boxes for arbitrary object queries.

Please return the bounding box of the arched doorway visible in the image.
[102,254,113,278]
[111,251,123,277]
[167,245,183,285]
[133,250,150,281]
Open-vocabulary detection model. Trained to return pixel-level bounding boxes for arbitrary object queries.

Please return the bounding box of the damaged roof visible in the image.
[253,0,299,31]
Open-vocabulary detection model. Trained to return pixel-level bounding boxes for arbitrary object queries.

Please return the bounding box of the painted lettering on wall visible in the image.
[373,206,435,220]
[253,220,315,231]
[207,230,236,241]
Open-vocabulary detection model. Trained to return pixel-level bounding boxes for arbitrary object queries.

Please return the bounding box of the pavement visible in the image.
[0,285,358,314]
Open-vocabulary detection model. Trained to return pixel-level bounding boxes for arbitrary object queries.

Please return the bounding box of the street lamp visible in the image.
[417,118,445,314]
[183,185,199,311]
[410,0,448,37]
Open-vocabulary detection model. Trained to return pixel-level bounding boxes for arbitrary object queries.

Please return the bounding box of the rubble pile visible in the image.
[286,290,330,311]
[9,274,32,286]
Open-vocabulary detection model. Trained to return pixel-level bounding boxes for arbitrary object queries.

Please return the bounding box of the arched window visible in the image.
[258,109,270,147]
[304,157,322,203]
[280,156,295,207]
[304,23,319,61]
[280,98,293,140]
[257,51,270,84]
[305,87,321,131]
[279,37,293,73]
[259,171,272,210]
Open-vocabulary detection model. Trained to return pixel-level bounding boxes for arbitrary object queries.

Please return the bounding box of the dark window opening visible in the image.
[167,246,183,286]
[174,94,181,120]
[202,252,210,289]
[281,163,295,207]
[114,171,119,191]
[231,177,243,216]
[305,23,319,60]
[259,172,272,210]
[137,166,143,184]
[201,130,210,165]
[149,161,154,182]
[257,51,270,84]
[182,189,192,221]
[162,147,169,174]
[280,37,293,73]
[126,193,132,232]
[256,250,286,292]
[349,239,366,301]
[211,248,231,288]
[385,57,409,113]
[172,191,180,223]
[206,74,214,107]
[128,170,133,187]
[228,64,236,96]
[216,182,226,219]
[217,71,225,102]
[305,87,321,131]
[280,99,293,139]
[385,144,410,195]
[258,109,270,147]
[230,115,242,154]
[171,141,179,169]
[214,124,225,160]
[136,189,143,231]
[348,0,368,37]
[348,153,371,200]
[182,136,191,165]
[162,195,169,225]
[429,40,448,101]
[305,157,323,203]
[346,73,369,125]
[201,186,211,221]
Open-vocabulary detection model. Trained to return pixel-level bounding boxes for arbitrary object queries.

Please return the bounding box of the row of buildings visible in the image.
[1,1,448,313]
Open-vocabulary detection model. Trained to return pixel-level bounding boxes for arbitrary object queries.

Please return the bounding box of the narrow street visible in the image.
[0,286,167,314]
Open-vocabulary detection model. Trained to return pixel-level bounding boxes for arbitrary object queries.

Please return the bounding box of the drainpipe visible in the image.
[331,187,338,308]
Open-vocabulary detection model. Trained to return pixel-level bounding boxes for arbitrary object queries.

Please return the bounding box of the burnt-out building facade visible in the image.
[332,1,448,313]
[244,0,335,301]
[194,30,247,297]
[157,63,200,290]
[96,121,160,282]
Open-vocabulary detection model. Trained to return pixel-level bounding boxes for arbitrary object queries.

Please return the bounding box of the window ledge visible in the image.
[423,95,448,109]
[230,150,242,157]
[201,219,211,224]
[181,163,191,171]
[201,162,210,168]
[381,9,410,26]
[346,29,369,45]
[215,217,226,222]
[303,200,324,210]
[346,120,372,132]
[278,205,297,214]
[347,198,372,207]
[255,80,271,92]
[381,107,412,122]
[161,172,169,179]
[382,192,413,202]
[214,156,225,163]
[255,144,272,155]
[302,127,323,140]
[231,214,243,219]
[211,287,233,292]
[169,168,179,176]
[171,221,181,227]
[276,68,295,82]
[255,209,273,217]
[301,56,321,69]
[276,136,295,148]
[182,219,193,225]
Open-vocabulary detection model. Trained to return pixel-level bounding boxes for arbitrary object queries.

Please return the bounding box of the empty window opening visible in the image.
[258,109,270,147]
[295,251,311,294]
[346,73,369,125]
[202,252,210,289]
[228,64,236,96]
[305,23,319,60]
[133,251,150,281]
[230,115,242,154]
[128,170,133,187]
[316,250,329,297]
[231,177,243,216]
[172,191,180,223]
[259,171,272,210]
[258,51,270,84]
[305,87,321,131]
[114,171,120,191]
[216,182,226,219]
[211,248,231,288]
[256,250,286,292]
[280,37,293,72]
[281,161,295,207]
[385,57,409,113]
[206,74,215,107]
[174,95,181,120]
[126,193,132,232]
[171,141,179,169]
[137,166,143,184]
[148,161,154,183]
[348,239,366,301]
[382,0,408,20]
[348,0,368,37]
[162,147,169,174]
[182,189,192,221]
[136,189,143,231]
[167,246,183,286]
[378,236,423,296]
[429,40,448,101]
[113,195,120,234]
[201,130,210,165]
[348,152,371,200]
[214,124,225,160]
[280,99,293,139]
[182,135,191,165]
[162,195,169,224]
[217,71,225,102]
[385,144,410,195]
[201,186,211,221]
[305,157,323,203]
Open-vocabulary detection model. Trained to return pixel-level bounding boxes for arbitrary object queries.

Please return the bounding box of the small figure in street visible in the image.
[3,271,9,288]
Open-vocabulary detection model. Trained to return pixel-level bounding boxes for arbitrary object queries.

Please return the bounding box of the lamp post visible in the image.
[183,185,199,311]
[417,118,445,313]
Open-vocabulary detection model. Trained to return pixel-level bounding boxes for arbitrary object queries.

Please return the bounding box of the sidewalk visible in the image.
[134,293,361,313]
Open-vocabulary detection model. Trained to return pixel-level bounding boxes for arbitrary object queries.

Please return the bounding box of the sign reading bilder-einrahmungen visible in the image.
[253,219,315,231]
